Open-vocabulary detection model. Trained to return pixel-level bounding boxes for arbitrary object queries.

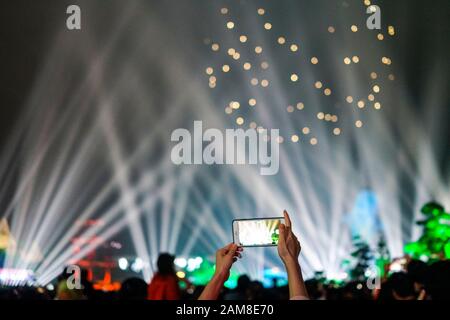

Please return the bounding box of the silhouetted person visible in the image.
[148,253,181,300]
[224,274,251,300]
[119,277,148,300]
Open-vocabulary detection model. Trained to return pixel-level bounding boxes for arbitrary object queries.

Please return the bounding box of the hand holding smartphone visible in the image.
[232,217,285,247]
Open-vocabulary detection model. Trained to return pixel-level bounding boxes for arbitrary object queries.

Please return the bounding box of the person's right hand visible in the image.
[214,243,242,282]
[277,210,301,265]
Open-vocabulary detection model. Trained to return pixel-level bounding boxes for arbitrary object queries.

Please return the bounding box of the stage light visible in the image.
[131,258,144,273]
[118,257,128,270]
[175,257,187,268]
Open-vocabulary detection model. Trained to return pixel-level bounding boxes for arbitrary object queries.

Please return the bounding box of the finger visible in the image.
[227,244,238,256]
[219,243,235,255]
[278,224,286,246]
[283,210,292,228]
[237,246,244,252]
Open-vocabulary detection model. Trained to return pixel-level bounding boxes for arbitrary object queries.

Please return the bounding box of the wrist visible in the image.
[212,270,228,284]
[283,257,301,271]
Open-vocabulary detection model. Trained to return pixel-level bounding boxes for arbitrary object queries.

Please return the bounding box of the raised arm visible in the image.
[278,210,309,300]
[198,243,242,300]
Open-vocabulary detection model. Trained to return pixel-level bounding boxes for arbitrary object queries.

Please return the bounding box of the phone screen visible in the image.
[232,217,284,247]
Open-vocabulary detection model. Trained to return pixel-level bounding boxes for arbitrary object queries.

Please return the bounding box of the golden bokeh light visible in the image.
[211,43,220,51]
[388,26,395,36]
[388,74,395,81]
[206,67,213,75]
[311,57,319,64]
[296,102,304,110]
[225,107,232,114]
[261,79,269,87]
[290,74,299,82]
[249,122,257,129]
[290,44,299,52]
[333,128,341,135]
[331,115,338,123]
[243,62,251,70]
[249,98,256,106]
[355,120,363,128]
[287,105,294,113]
[368,94,375,101]
[324,88,332,96]
[222,64,230,72]
[277,36,286,44]
[227,48,235,56]
[373,85,380,93]
[276,136,284,144]
[310,138,318,145]
[315,81,323,89]
[236,117,244,125]
[220,8,228,15]
[255,46,263,54]
[291,135,299,143]
[251,78,259,86]
[302,127,310,135]
[351,25,358,32]
[344,57,351,65]
[257,8,265,15]
[357,100,365,108]
[226,21,235,29]
[230,101,240,109]
[352,56,360,63]
[317,112,325,120]
[264,22,272,30]
[377,33,384,41]
[374,102,381,109]
[328,26,335,33]
[239,35,247,43]
[370,72,378,79]
[346,96,354,103]
[261,61,269,69]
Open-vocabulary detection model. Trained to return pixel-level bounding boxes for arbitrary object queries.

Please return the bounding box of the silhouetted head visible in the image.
[407,259,428,285]
[119,277,148,300]
[390,272,416,300]
[236,275,251,293]
[157,253,175,275]
[424,260,450,300]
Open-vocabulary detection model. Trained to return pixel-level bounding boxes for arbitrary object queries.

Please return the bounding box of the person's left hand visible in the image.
[214,243,243,282]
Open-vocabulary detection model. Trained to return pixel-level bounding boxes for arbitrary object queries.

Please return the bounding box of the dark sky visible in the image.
[1,0,449,140]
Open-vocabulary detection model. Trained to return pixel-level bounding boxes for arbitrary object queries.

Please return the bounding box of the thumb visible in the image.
[226,244,238,256]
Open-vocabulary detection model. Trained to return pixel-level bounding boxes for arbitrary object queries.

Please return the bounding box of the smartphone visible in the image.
[232,217,285,247]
